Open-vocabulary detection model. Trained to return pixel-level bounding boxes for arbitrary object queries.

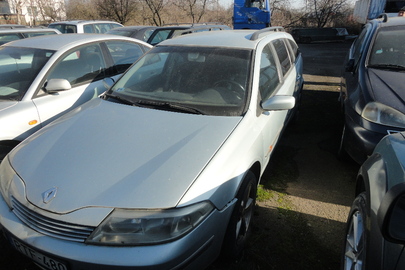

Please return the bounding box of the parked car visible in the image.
[291,27,348,43]
[0,34,152,159]
[48,20,123,33]
[0,24,27,29]
[146,23,231,45]
[106,25,157,42]
[0,28,61,45]
[0,27,303,269]
[343,131,405,270]
[339,15,405,164]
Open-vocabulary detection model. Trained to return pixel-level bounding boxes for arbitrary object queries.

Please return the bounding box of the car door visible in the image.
[255,41,293,163]
[32,42,109,127]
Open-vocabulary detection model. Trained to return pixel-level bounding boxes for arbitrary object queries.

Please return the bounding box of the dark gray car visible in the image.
[343,131,405,270]
[339,15,405,164]
[105,26,157,42]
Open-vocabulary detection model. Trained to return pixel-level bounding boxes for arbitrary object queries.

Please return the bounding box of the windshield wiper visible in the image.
[103,93,136,106]
[368,64,405,71]
[136,99,204,115]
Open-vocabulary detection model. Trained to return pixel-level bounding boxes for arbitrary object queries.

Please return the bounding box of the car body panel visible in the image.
[352,132,405,269]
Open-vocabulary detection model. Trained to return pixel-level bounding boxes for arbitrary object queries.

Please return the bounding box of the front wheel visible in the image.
[221,171,257,259]
[342,192,367,270]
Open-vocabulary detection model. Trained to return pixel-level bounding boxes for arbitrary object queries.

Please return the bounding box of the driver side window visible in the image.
[46,43,106,87]
[259,44,280,100]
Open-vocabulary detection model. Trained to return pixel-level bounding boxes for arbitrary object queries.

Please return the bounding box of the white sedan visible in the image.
[0,34,152,159]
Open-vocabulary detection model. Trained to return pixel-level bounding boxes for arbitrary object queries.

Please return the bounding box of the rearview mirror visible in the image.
[378,183,405,244]
[45,79,71,93]
[261,95,295,111]
[103,77,115,89]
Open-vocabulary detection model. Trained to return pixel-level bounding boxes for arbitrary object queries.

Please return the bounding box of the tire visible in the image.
[342,192,367,270]
[221,171,257,259]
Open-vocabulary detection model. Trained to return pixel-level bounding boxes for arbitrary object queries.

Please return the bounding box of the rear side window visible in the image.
[272,39,291,76]
[286,39,299,61]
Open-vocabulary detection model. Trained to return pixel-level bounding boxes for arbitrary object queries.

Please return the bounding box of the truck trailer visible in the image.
[353,0,405,23]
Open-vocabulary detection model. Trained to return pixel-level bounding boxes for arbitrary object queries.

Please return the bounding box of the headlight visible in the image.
[86,201,214,246]
[362,102,405,128]
[0,158,15,206]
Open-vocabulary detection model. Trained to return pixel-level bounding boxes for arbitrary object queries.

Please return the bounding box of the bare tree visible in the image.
[66,0,98,20]
[142,0,165,26]
[305,0,349,28]
[35,0,66,22]
[173,0,213,23]
[95,0,138,24]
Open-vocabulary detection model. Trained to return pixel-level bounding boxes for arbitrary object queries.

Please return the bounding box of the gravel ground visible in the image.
[0,41,359,270]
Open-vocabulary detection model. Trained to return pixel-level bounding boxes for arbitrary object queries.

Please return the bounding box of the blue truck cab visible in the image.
[233,0,271,29]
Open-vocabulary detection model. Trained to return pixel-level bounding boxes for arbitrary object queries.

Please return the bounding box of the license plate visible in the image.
[12,238,68,270]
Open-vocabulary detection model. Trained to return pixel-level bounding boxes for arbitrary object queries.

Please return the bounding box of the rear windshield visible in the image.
[49,24,77,33]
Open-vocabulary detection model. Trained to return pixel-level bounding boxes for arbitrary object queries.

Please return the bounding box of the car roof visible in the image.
[371,15,405,28]
[154,23,230,30]
[0,24,27,29]
[157,27,289,50]
[110,26,157,31]
[0,28,60,34]
[49,20,122,25]
[3,33,151,50]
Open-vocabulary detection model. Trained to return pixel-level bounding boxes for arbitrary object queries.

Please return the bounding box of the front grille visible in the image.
[12,197,95,242]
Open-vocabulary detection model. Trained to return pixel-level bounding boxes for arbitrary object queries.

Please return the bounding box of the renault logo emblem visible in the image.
[43,187,58,204]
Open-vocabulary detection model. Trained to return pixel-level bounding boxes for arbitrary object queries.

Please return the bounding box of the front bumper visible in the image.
[0,194,234,270]
[343,109,403,164]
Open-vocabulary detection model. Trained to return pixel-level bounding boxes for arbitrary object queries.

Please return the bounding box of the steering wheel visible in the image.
[213,80,245,100]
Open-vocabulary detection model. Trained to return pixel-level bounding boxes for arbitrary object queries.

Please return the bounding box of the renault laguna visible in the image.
[0,27,303,269]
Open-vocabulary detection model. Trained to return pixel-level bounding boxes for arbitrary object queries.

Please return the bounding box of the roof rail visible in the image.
[250,26,285,41]
[377,13,388,22]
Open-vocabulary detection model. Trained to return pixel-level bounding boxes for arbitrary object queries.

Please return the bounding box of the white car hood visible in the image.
[9,98,242,213]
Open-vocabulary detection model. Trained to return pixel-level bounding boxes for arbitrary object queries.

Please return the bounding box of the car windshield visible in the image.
[368,26,405,70]
[108,46,252,116]
[0,46,55,101]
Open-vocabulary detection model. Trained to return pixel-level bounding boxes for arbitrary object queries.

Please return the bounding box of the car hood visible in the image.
[368,68,405,112]
[0,100,17,112]
[9,98,242,213]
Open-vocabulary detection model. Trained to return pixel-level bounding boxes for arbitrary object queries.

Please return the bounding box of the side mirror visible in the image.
[45,79,71,93]
[345,59,355,72]
[103,77,115,89]
[377,183,405,244]
[261,95,295,111]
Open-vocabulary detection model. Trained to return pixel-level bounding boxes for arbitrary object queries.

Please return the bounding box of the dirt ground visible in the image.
[0,41,359,270]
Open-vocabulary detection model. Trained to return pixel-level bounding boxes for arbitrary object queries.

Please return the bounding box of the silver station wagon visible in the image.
[0,27,303,269]
[0,34,152,159]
